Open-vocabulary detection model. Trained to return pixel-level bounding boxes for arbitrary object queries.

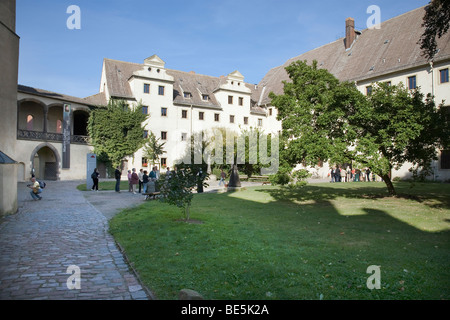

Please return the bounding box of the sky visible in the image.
[16,0,430,98]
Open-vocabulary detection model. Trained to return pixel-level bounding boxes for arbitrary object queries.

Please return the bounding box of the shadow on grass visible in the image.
[254,182,450,210]
[110,181,450,299]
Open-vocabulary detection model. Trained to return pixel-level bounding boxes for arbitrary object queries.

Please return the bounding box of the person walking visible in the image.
[115,166,121,193]
[346,166,351,183]
[127,170,132,192]
[219,169,226,187]
[131,168,139,194]
[330,167,335,183]
[28,177,42,200]
[335,166,341,182]
[138,169,144,193]
[142,170,149,194]
[91,168,100,191]
[366,168,371,182]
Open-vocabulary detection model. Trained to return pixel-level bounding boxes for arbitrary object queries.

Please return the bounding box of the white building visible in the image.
[96,54,280,170]
[253,7,450,181]
[4,4,449,192]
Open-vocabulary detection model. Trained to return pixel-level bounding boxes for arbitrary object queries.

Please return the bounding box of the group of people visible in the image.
[124,166,160,194]
[330,166,376,182]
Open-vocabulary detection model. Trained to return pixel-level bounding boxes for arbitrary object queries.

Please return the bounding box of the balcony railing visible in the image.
[17,129,91,145]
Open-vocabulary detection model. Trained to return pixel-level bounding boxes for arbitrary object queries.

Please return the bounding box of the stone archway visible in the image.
[30,143,61,181]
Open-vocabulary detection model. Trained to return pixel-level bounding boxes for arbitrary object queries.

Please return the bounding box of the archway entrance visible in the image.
[31,144,60,180]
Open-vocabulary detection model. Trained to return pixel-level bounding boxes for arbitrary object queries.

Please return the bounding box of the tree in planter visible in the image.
[87,99,148,168]
[143,131,166,168]
[270,60,449,196]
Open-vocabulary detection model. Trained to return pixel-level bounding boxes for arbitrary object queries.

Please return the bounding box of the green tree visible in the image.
[87,99,148,168]
[159,163,209,222]
[143,131,166,167]
[270,60,449,196]
[419,0,450,61]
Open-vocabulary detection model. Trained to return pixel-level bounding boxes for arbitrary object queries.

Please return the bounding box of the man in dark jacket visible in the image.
[115,166,121,193]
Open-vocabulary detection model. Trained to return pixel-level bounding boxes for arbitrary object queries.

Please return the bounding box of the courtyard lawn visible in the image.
[76,180,129,191]
[108,182,450,300]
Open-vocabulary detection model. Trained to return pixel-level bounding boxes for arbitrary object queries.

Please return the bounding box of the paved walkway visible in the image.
[0,180,150,300]
[0,177,328,300]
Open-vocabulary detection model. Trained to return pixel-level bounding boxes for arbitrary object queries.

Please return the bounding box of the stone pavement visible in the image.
[0,180,150,300]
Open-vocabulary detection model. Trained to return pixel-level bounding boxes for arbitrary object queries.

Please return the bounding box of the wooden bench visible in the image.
[143,192,160,200]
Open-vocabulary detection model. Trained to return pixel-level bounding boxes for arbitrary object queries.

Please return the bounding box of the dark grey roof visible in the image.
[255,6,450,106]
[18,84,98,107]
[102,58,265,113]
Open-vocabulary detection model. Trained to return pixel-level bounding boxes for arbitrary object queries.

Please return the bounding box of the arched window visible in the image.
[56,119,62,133]
[26,115,34,130]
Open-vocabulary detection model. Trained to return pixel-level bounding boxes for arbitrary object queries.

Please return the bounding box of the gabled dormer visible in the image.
[215,70,251,94]
[130,54,174,83]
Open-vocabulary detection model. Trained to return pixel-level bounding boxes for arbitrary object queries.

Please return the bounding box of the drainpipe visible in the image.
[430,61,435,99]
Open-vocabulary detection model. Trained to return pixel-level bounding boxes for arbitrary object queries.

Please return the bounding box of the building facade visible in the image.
[98,55,280,171]
[4,4,449,194]
[253,6,450,181]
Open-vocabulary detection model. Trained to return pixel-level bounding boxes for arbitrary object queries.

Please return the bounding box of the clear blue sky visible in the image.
[16,0,430,98]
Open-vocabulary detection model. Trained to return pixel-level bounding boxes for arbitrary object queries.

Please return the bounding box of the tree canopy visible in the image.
[87,99,148,168]
[270,60,449,195]
[419,0,450,60]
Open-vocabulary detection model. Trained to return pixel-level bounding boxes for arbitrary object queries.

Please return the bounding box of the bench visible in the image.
[143,192,160,200]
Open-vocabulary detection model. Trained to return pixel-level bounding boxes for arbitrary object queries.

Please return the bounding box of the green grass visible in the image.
[76,180,130,191]
[108,182,450,300]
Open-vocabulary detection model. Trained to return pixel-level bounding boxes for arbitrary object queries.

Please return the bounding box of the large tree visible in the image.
[270,60,449,196]
[419,0,450,60]
[87,99,148,168]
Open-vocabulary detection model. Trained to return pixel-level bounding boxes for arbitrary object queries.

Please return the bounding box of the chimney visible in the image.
[345,17,355,50]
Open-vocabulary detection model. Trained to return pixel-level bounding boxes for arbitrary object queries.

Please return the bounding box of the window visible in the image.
[161,158,167,168]
[244,117,248,125]
[26,115,34,130]
[385,81,392,86]
[199,111,204,120]
[366,86,373,95]
[182,110,188,119]
[161,131,167,140]
[214,113,220,122]
[202,94,209,101]
[142,157,148,167]
[228,96,233,104]
[158,85,165,95]
[184,92,192,98]
[143,130,149,139]
[408,76,417,90]
[161,107,167,117]
[441,150,450,169]
[230,115,235,123]
[142,106,148,114]
[258,118,263,127]
[238,97,244,106]
[440,68,449,84]
[143,83,150,94]
[269,108,273,116]
[181,132,187,142]
[56,119,62,134]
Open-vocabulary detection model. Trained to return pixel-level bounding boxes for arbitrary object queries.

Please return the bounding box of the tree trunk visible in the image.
[382,174,397,196]
[185,205,190,222]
